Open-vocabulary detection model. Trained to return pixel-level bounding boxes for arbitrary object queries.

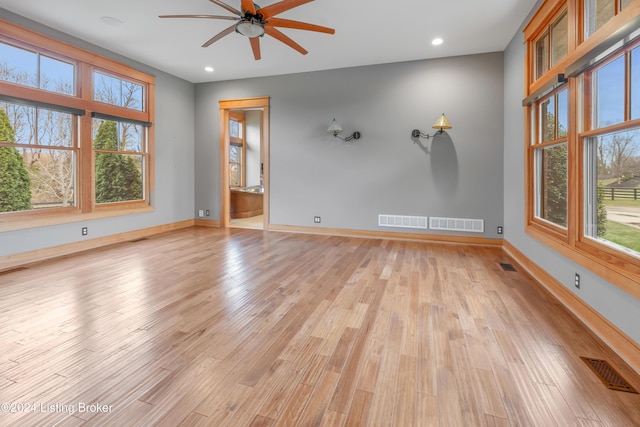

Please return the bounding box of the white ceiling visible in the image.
[0,0,536,83]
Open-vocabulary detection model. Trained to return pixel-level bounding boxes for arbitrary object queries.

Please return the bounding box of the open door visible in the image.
[219,97,270,229]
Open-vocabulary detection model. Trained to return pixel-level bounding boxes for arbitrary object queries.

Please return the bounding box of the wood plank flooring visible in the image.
[1,227,639,426]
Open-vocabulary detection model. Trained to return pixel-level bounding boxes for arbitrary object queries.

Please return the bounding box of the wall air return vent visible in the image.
[429,217,484,233]
[378,214,428,229]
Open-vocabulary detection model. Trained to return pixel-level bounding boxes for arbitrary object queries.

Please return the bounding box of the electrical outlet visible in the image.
[198,209,204,217]
[314,216,321,223]
[575,273,580,289]
[82,227,88,236]
[497,226,503,234]
[205,210,210,216]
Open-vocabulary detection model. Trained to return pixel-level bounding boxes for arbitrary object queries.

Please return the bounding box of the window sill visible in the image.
[0,205,153,233]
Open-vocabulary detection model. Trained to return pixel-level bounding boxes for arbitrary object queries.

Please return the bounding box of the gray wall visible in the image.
[245,110,262,187]
[195,53,505,237]
[0,9,195,258]
[502,19,640,344]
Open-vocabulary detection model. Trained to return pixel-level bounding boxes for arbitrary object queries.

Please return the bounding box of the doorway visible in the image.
[219,97,270,230]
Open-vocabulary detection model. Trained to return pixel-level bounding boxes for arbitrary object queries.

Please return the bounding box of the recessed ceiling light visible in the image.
[204,66,214,72]
[432,38,443,46]
[100,16,123,27]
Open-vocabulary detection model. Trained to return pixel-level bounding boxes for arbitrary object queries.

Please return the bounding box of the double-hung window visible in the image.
[581,43,640,259]
[533,87,569,232]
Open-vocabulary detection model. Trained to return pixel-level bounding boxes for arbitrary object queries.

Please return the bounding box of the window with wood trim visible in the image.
[0,40,76,95]
[533,87,569,230]
[533,7,569,80]
[229,111,245,188]
[0,19,154,227]
[525,0,640,295]
[580,42,640,259]
[583,0,632,40]
[0,100,77,211]
[92,117,146,204]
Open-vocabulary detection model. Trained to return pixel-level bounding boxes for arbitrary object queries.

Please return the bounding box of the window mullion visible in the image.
[625,50,631,121]
[568,77,579,246]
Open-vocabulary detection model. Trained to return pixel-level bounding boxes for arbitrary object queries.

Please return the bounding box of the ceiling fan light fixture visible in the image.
[236,20,265,37]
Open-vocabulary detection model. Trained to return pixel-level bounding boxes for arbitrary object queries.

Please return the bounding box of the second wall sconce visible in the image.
[411,113,452,139]
[327,118,361,141]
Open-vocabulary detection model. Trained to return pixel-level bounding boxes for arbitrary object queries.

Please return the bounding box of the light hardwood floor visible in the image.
[230,215,264,230]
[0,227,639,426]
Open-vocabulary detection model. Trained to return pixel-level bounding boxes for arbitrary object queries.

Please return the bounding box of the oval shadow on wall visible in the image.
[430,133,458,196]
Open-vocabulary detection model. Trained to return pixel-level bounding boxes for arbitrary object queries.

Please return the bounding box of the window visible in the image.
[229,112,245,187]
[0,20,154,229]
[551,11,568,67]
[0,40,75,95]
[536,31,550,80]
[583,0,631,40]
[524,0,640,295]
[92,118,145,204]
[533,88,569,229]
[582,46,640,258]
[0,101,77,212]
[94,71,144,111]
[593,55,625,128]
[533,8,568,80]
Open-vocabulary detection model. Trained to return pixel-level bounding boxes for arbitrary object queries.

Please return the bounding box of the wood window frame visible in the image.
[526,85,570,242]
[527,86,571,243]
[525,0,576,92]
[576,40,640,281]
[524,0,640,300]
[0,18,154,232]
[229,111,246,188]
[580,0,630,43]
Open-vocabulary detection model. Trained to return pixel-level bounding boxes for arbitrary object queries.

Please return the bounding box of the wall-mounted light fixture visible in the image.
[411,114,452,139]
[327,118,361,141]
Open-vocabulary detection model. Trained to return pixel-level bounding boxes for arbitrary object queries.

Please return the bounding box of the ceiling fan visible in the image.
[159,0,335,60]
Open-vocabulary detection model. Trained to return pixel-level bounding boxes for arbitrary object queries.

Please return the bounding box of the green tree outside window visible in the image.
[94,120,142,203]
[0,107,31,212]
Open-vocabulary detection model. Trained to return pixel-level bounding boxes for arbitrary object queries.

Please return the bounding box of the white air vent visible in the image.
[378,214,428,229]
[429,217,484,233]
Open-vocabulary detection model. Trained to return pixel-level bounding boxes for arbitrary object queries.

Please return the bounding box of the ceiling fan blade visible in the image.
[159,15,238,21]
[202,24,237,47]
[259,0,314,19]
[265,18,334,34]
[208,0,242,16]
[249,37,261,60]
[265,27,307,55]
[241,0,257,14]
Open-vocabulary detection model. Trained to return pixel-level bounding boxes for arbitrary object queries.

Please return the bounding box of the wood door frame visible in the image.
[219,96,270,229]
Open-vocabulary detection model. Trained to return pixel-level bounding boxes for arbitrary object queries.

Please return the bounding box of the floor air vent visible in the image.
[429,217,484,233]
[378,214,428,229]
[499,263,517,272]
[581,357,639,393]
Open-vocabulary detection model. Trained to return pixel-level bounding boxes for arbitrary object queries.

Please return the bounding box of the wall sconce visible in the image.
[327,119,361,141]
[411,114,452,139]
